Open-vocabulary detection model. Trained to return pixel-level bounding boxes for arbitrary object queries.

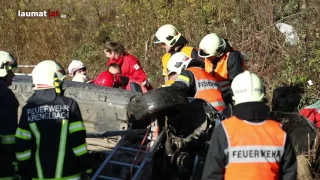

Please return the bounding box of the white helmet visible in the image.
[68,60,86,77]
[167,52,192,75]
[231,71,265,105]
[198,33,226,58]
[72,73,89,83]
[32,60,66,90]
[154,24,182,47]
[0,51,17,77]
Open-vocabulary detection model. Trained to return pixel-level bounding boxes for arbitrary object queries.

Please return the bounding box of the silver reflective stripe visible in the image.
[228,145,284,163]
[210,101,225,107]
[30,123,44,179]
[56,119,68,178]
[15,128,32,140]
[195,79,219,91]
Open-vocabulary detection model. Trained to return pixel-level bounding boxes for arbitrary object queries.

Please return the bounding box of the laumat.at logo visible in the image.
[17,10,67,18]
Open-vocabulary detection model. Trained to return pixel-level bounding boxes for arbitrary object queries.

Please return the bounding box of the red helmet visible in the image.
[94,71,121,87]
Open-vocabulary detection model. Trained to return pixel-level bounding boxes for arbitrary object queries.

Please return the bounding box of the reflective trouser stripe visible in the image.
[0,177,14,180]
[16,149,31,161]
[30,123,44,179]
[55,119,68,178]
[15,127,32,140]
[31,173,81,180]
[69,121,85,134]
[0,134,15,144]
[72,143,88,156]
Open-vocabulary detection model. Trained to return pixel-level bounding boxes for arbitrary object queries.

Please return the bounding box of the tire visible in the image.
[127,86,189,122]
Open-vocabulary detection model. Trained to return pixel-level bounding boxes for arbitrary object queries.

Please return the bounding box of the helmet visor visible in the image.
[153,35,163,44]
[199,49,212,58]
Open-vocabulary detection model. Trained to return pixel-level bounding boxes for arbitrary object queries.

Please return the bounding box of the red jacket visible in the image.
[106,53,153,90]
[299,100,320,128]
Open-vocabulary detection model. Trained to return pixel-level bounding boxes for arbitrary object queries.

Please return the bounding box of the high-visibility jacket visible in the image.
[221,116,286,180]
[15,89,92,179]
[176,66,225,111]
[0,81,19,179]
[162,46,198,80]
[205,52,246,93]
[161,79,175,87]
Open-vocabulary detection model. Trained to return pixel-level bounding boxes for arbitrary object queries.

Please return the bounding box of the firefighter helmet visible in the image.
[68,60,86,77]
[32,60,66,90]
[0,51,17,77]
[154,24,182,47]
[167,52,192,75]
[231,71,265,105]
[198,33,226,58]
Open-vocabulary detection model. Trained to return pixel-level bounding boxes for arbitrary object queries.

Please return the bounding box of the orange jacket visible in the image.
[178,66,225,111]
[205,52,245,92]
[221,116,286,180]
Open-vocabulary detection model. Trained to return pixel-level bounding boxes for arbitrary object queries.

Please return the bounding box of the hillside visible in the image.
[0,0,319,108]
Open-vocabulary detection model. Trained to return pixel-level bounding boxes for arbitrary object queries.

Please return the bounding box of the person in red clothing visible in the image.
[104,41,153,90]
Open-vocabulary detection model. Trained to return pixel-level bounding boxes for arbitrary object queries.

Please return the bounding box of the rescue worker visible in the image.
[15,60,92,179]
[202,71,297,180]
[94,70,147,93]
[154,24,202,83]
[107,63,121,75]
[168,52,225,112]
[104,41,153,90]
[0,51,19,179]
[198,33,245,106]
[67,60,89,83]
[94,70,122,88]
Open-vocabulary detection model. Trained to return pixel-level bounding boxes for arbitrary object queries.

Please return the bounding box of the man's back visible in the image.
[0,81,19,178]
[15,89,91,179]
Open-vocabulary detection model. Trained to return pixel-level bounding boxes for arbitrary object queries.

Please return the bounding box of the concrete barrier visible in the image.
[11,75,140,133]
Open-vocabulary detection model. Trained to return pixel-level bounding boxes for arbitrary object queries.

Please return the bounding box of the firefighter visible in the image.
[104,41,153,90]
[202,71,297,180]
[0,51,19,179]
[154,24,202,83]
[168,52,225,112]
[15,60,92,179]
[67,60,89,83]
[198,33,245,106]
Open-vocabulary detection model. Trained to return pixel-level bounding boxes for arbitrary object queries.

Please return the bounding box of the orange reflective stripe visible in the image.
[221,116,286,180]
[188,67,225,111]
